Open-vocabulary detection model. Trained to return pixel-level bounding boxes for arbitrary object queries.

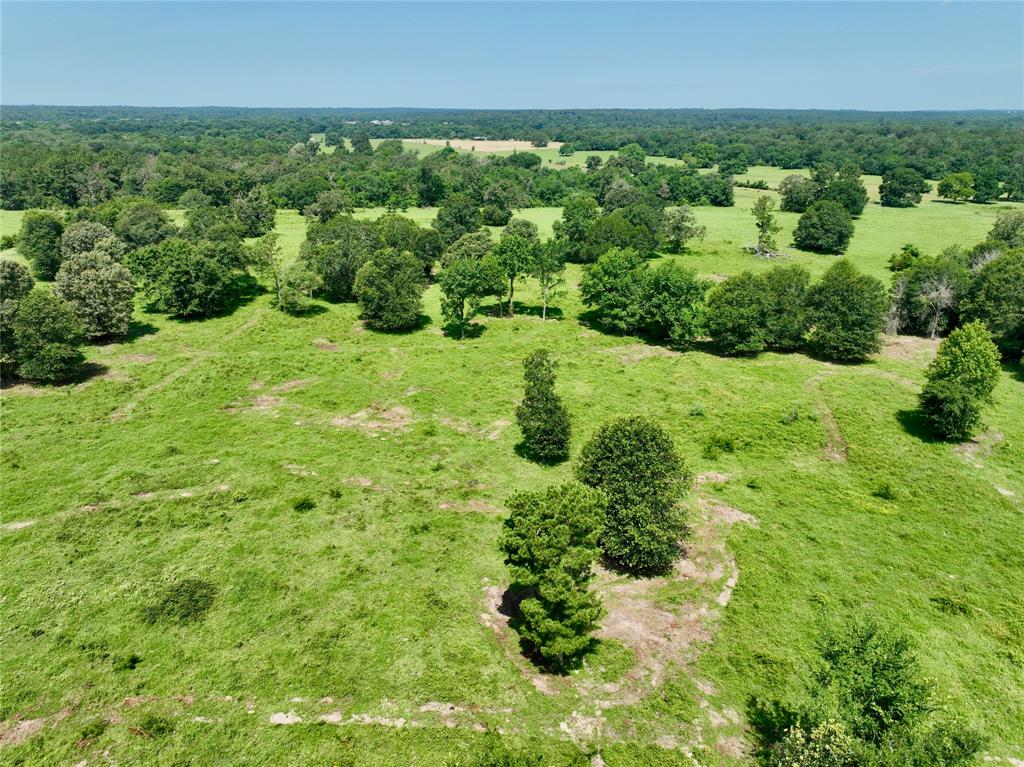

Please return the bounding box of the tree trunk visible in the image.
[542,283,548,320]
[508,277,515,317]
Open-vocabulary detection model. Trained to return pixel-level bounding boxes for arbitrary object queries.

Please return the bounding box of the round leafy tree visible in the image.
[150,243,231,318]
[578,247,647,335]
[961,249,1024,358]
[804,259,887,362]
[778,175,819,213]
[794,200,854,254]
[498,481,607,669]
[706,271,771,354]
[820,177,869,217]
[18,210,64,280]
[642,261,709,347]
[0,260,34,301]
[763,264,810,351]
[60,221,116,259]
[575,415,690,574]
[515,349,571,464]
[12,291,85,383]
[55,251,136,339]
[353,248,426,331]
[919,321,1000,441]
[879,167,930,208]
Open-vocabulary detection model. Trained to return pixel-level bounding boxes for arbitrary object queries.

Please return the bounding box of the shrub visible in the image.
[302,188,353,222]
[0,234,16,250]
[804,260,887,362]
[150,243,231,318]
[11,291,85,383]
[0,260,34,301]
[54,251,136,339]
[140,578,217,625]
[60,221,116,259]
[766,721,858,767]
[819,177,869,217]
[515,349,571,464]
[578,247,647,334]
[575,415,690,574]
[18,210,64,279]
[919,321,1000,440]
[499,481,607,668]
[353,248,426,331]
[706,271,771,354]
[961,249,1024,358]
[440,230,494,269]
[888,248,972,338]
[763,264,810,350]
[276,262,321,315]
[793,200,854,254]
[230,185,276,237]
[988,210,1024,249]
[0,299,22,375]
[481,204,512,226]
[643,261,709,347]
[300,215,381,301]
[114,200,176,248]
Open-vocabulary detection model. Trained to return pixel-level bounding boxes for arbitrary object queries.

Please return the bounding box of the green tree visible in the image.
[438,254,504,338]
[805,259,887,362]
[249,233,320,315]
[919,321,1001,440]
[659,205,706,253]
[820,177,869,217]
[493,219,539,316]
[575,415,690,575]
[531,239,567,320]
[794,200,854,254]
[988,210,1024,249]
[498,482,607,669]
[441,230,494,269]
[879,167,931,208]
[300,215,380,301]
[54,251,136,339]
[17,210,64,280]
[150,242,231,318]
[937,172,975,203]
[706,271,771,354]
[353,248,426,331]
[752,195,782,254]
[12,290,85,383]
[778,175,819,213]
[763,264,810,350]
[766,722,858,767]
[552,194,600,263]
[231,186,276,237]
[578,247,647,334]
[114,200,176,248]
[433,193,481,245]
[302,189,353,222]
[971,168,1000,204]
[643,260,709,347]
[0,260,34,301]
[59,221,118,259]
[515,349,571,464]
[961,249,1024,357]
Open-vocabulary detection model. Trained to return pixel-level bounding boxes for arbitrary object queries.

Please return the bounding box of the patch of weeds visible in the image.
[702,432,736,460]
[408,521,431,536]
[585,639,635,684]
[328,487,343,500]
[141,577,217,625]
[163,445,181,456]
[113,653,143,671]
[872,482,898,501]
[79,719,108,742]
[1,447,22,470]
[780,408,801,425]
[137,714,174,738]
[422,422,438,437]
[293,495,316,512]
[746,477,762,490]
[431,461,444,472]
[689,403,706,417]
[930,594,973,616]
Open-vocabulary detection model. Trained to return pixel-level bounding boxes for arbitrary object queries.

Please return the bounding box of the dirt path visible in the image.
[805,368,848,462]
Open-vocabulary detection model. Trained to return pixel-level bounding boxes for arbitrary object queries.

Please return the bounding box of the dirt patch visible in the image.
[272,379,312,393]
[701,498,757,527]
[284,463,318,477]
[1,519,36,533]
[332,404,414,436]
[269,712,301,725]
[121,354,158,364]
[313,338,340,351]
[405,138,563,153]
[488,419,511,440]
[954,430,1004,466]
[880,334,940,362]
[226,394,288,416]
[0,384,49,397]
[352,321,367,334]
[996,486,1016,498]
[695,472,729,487]
[604,344,680,365]
[0,717,46,747]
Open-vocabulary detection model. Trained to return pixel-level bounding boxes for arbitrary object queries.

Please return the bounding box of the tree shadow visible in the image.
[745,696,804,760]
[512,439,568,466]
[597,549,677,579]
[364,313,432,334]
[1004,358,1024,384]
[497,585,597,675]
[1,361,110,391]
[283,302,328,318]
[442,320,486,340]
[896,408,942,443]
[507,302,565,321]
[121,321,159,344]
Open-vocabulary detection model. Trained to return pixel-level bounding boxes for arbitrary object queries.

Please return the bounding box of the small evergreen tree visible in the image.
[576,415,690,575]
[12,291,85,383]
[919,321,1000,440]
[498,481,607,669]
[515,349,571,463]
[353,248,426,331]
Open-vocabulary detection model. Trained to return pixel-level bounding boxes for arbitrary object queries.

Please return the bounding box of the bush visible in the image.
[140,578,217,625]
[353,248,426,331]
[114,200,176,248]
[60,221,116,259]
[18,210,64,279]
[794,201,854,254]
[0,234,16,250]
[880,167,930,208]
[575,415,690,574]
[961,249,1024,358]
[578,247,647,334]
[440,230,494,269]
[300,215,381,301]
[11,291,85,383]
[499,481,607,668]
[988,210,1024,249]
[888,248,972,338]
[0,260,34,301]
[820,177,869,217]
[150,243,231,318]
[481,204,512,226]
[515,349,571,464]
[642,261,709,347]
[706,271,771,354]
[54,251,136,339]
[763,264,810,350]
[804,260,887,362]
[766,721,858,767]
[778,175,819,213]
[919,321,1000,440]
[433,193,481,245]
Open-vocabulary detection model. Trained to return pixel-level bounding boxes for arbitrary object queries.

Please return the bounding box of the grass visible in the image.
[2,191,1023,764]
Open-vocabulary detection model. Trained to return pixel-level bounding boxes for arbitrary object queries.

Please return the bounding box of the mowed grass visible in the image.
[1,197,1023,766]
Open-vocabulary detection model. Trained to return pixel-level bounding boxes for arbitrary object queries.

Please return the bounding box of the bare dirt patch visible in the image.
[954,430,1004,466]
[603,344,680,365]
[0,384,50,397]
[121,353,158,364]
[332,404,414,436]
[313,338,340,351]
[0,718,46,747]
[405,138,563,153]
[1,519,36,533]
[226,394,288,416]
[695,472,730,487]
[880,334,940,362]
[272,379,312,393]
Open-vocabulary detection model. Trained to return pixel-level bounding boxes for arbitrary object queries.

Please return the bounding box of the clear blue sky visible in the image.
[2,1,1021,110]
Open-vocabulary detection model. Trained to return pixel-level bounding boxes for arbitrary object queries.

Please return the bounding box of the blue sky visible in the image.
[1,1,1021,110]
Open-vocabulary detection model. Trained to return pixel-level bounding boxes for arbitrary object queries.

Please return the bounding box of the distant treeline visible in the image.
[1,106,1021,210]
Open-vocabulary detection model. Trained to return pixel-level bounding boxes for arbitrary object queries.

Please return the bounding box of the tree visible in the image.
[302,189,353,222]
[231,186,276,237]
[17,210,64,279]
[820,177,869,217]
[580,205,660,262]
[793,200,854,254]
[804,259,887,362]
[54,251,135,339]
[515,349,571,463]
[150,241,231,318]
[575,415,689,575]
[961,249,1024,358]
[437,254,504,339]
[114,200,176,248]
[751,195,782,254]
[531,239,566,320]
[440,230,494,269]
[763,264,810,350]
[498,481,607,669]
[59,221,117,259]
[353,248,426,331]
[919,321,1000,440]
[643,261,709,347]
[659,206,706,253]
[300,215,380,301]
[988,210,1024,249]
[493,219,539,316]
[433,193,481,245]
[890,250,971,338]
[879,167,930,208]
[706,271,771,354]
[552,194,600,262]
[12,290,85,383]
[971,168,1000,204]
[578,247,648,334]
[937,172,975,203]
[778,175,819,213]
[249,233,320,314]
[0,260,34,301]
